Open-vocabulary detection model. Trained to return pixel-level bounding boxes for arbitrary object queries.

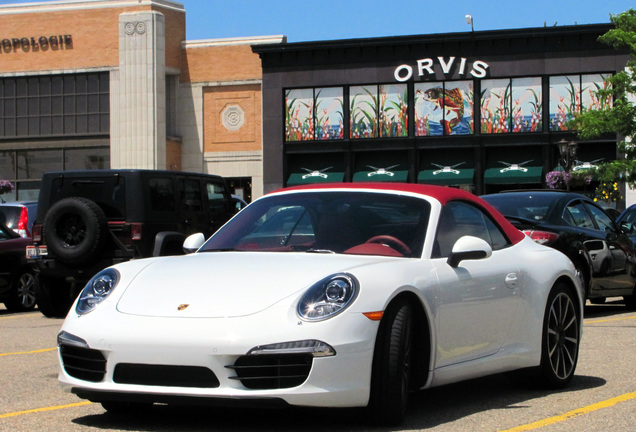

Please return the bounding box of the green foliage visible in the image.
[571,9,636,188]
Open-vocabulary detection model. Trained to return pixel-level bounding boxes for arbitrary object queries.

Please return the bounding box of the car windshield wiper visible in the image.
[199,248,237,252]
[306,248,336,254]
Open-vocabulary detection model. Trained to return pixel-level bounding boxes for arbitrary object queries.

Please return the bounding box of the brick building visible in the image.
[0,0,282,202]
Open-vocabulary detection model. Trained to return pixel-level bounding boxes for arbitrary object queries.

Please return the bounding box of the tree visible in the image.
[572,9,636,190]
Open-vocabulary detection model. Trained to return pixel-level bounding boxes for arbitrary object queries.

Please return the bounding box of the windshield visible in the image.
[200,191,430,258]
[482,193,560,222]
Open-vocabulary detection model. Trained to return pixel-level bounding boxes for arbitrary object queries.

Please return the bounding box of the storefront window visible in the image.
[0,72,109,139]
[285,88,314,141]
[379,84,408,138]
[17,149,63,180]
[0,151,15,180]
[549,75,580,131]
[64,148,110,170]
[350,85,378,138]
[415,81,473,136]
[315,87,344,140]
[582,73,612,111]
[511,77,542,132]
[481,79,511,133]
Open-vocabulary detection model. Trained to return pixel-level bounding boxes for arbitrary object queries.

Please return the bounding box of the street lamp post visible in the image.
[557,139,578,190]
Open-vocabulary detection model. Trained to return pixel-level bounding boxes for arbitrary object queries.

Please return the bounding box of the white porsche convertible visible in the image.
[57,183,583,425]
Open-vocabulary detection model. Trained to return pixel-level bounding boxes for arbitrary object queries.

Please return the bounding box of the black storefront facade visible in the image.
[253,24,629,197]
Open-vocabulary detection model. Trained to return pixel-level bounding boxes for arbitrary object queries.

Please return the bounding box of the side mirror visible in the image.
[447,236,493,268]
[183,233,206,254]
[620,222,633,235]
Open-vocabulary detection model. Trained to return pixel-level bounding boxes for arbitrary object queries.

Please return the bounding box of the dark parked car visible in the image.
[0,222,37,311]
[0,201,38,238]
[29,169,235,318]
[482,190,636,308]
[617,204,636,244]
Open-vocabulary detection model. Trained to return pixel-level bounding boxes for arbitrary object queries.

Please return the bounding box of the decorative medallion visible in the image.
[124,21,147,36]
[124,22,136,35]
[136,22,146,34]
[177,304,189,311]
[221,105,245,131]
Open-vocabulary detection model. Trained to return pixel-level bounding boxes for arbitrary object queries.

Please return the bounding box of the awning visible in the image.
[484,164,543,184]
[286,154,346,186]
[287,168,345,186]
[419,151,475,185]
[352,153,409,182]
[352,166,408,182]
[418,168,475,185]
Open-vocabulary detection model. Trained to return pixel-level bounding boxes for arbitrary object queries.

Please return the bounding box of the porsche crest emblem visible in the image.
[178,304,189,311]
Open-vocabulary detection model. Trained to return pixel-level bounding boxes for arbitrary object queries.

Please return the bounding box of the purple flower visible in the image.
[0,179,15,195]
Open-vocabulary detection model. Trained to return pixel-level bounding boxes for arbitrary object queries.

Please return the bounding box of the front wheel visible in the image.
[367,299,413,426]
[538,283,580,389]
[4,270,37,312]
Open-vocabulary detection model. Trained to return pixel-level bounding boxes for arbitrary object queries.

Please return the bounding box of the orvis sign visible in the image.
[394,57,489,82]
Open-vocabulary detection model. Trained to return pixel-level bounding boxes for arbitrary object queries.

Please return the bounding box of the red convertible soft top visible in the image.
[273,183,526,245]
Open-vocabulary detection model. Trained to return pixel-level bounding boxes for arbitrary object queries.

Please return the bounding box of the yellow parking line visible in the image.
[584,315,636,324]
[0,347,56,357]
[499,390,636,432]
[0,401,93,419]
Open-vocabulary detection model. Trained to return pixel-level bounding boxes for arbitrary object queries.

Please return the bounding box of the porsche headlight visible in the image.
[298,273,358,321]
[76,268,120,315]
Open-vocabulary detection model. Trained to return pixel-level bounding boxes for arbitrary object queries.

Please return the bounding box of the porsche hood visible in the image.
[115,252,398,318]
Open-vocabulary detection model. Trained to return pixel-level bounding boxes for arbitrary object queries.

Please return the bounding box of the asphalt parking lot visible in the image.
[1,300,634,432]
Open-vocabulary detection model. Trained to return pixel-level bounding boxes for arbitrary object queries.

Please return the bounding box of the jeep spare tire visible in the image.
[43,197,108,265]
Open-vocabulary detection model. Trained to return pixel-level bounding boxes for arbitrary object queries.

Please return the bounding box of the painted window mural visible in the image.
[549,74,611,131]
[350,84,408,139]
[285,88,314,141]
[284,72,611,141]
[350,85,378,138]
[549,75,580,132]
[511,77,542,132]
[415,81,473,136]
[315,87,344,140]
[285,87,344,141]
[480,79,511,133]
[481,78,542,133]
[582,74,612,111]
[379,84,408,138]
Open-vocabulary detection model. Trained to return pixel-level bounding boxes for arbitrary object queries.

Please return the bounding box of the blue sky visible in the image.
[1,0,634,42]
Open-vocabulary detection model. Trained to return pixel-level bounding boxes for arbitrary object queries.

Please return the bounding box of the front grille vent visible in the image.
[227,354,313,390]
[113,363,220,388]
[60,344,107,382]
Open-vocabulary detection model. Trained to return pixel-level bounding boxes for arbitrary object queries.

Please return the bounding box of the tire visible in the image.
[34,276,73,318]
[43,197,108,266]
[624,295,636,310]
[367,299,413,426]
[3,270,37,312]
[537,283,580,389]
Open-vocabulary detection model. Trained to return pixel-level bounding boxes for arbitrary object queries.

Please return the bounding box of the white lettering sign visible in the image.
[394,57,490,82]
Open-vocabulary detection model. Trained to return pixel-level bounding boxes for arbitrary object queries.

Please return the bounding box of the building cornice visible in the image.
[183,35,286,49]
[0,0,184,15]
[252,23,614,54]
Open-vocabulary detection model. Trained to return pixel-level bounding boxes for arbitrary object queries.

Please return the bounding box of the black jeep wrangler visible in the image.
[29,169,235,317]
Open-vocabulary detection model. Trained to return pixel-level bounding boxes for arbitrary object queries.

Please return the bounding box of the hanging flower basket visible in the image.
[545,171,571,190]
[0,179,15,195]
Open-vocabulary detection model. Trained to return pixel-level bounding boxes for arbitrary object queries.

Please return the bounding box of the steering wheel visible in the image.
[365,235,411,256]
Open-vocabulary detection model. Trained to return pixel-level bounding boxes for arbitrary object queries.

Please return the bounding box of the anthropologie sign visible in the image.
[1,34,72,51]
[394,57,489,82]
